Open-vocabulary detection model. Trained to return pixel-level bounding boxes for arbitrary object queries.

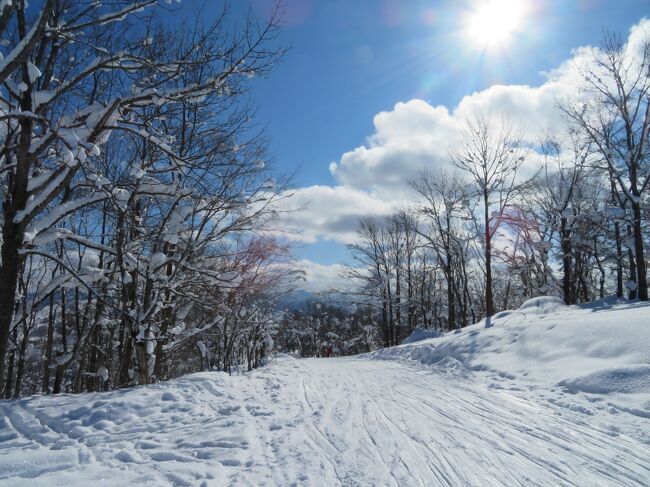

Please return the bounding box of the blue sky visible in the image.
[212,1,649,289]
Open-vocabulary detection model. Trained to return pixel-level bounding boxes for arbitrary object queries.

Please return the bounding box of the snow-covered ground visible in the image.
[1,297,650,486]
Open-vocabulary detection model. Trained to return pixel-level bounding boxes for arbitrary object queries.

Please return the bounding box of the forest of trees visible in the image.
[277,299,377,357]
[0,1,648,399]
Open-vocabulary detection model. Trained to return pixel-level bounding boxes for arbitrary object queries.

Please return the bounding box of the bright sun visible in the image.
[465,0,527,49]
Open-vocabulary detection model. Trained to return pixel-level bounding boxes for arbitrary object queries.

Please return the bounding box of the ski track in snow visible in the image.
[1,355,649,486]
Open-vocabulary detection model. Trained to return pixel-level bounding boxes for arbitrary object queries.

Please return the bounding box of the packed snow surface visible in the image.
[1,297,650,486]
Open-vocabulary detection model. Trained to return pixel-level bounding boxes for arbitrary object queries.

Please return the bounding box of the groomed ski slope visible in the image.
[1,297,650,486]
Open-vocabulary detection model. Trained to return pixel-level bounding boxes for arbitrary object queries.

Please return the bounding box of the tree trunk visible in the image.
[53,365,65,394]
[0,223,21,386]
[484,190,495,317]
[14,324,29,398]
[632,202,648,300]
[42,294,56,393]
[53,286,68,394]
[626,225,637,300]
[135,340,150,385]
[386,279,395,346]
[118,323,134,387]
[614,221,624,298]
[395,265,401,342]
[3,350,14,399]
[446,261,456,331]
[3,325,17,399]
[0,91,33,383]
[561,218,574,305]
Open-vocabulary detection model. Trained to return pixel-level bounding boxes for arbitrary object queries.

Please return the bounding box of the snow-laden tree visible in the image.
[565,30,650,300]
[413,171,475,329]
[345,212,452,341]
[0,1,292,396]
[277,299,379,358]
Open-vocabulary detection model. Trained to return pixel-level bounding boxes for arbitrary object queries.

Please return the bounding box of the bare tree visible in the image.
[450,115,527,318]
[413,171,471,330]
[527,134,595,303]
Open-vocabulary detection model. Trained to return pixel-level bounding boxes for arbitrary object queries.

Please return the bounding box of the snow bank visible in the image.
[0,372,247,486]
[401,328,443,344]
[559,365,650,395]
[515,295,566,315]
[369,296,650,417]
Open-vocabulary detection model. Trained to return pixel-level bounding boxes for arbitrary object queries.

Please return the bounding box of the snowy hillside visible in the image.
[1,298,649,486]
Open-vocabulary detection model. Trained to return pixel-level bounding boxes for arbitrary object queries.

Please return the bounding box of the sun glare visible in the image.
[465,0,527,49]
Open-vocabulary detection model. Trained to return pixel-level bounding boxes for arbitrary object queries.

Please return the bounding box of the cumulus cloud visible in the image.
[276,185,400,244]
[329,100,458,199]
[329,79,584,199]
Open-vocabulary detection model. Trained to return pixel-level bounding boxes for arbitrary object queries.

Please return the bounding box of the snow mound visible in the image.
[560,365,650,394]
[430,356,471,377]
[401,328,442,344]
[517,295,566,316]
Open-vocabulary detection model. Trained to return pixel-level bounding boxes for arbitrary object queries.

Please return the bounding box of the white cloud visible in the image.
[329,100,458,200]
[277,185,400,244]
[329,81,582,199]
[295,259,354,293]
